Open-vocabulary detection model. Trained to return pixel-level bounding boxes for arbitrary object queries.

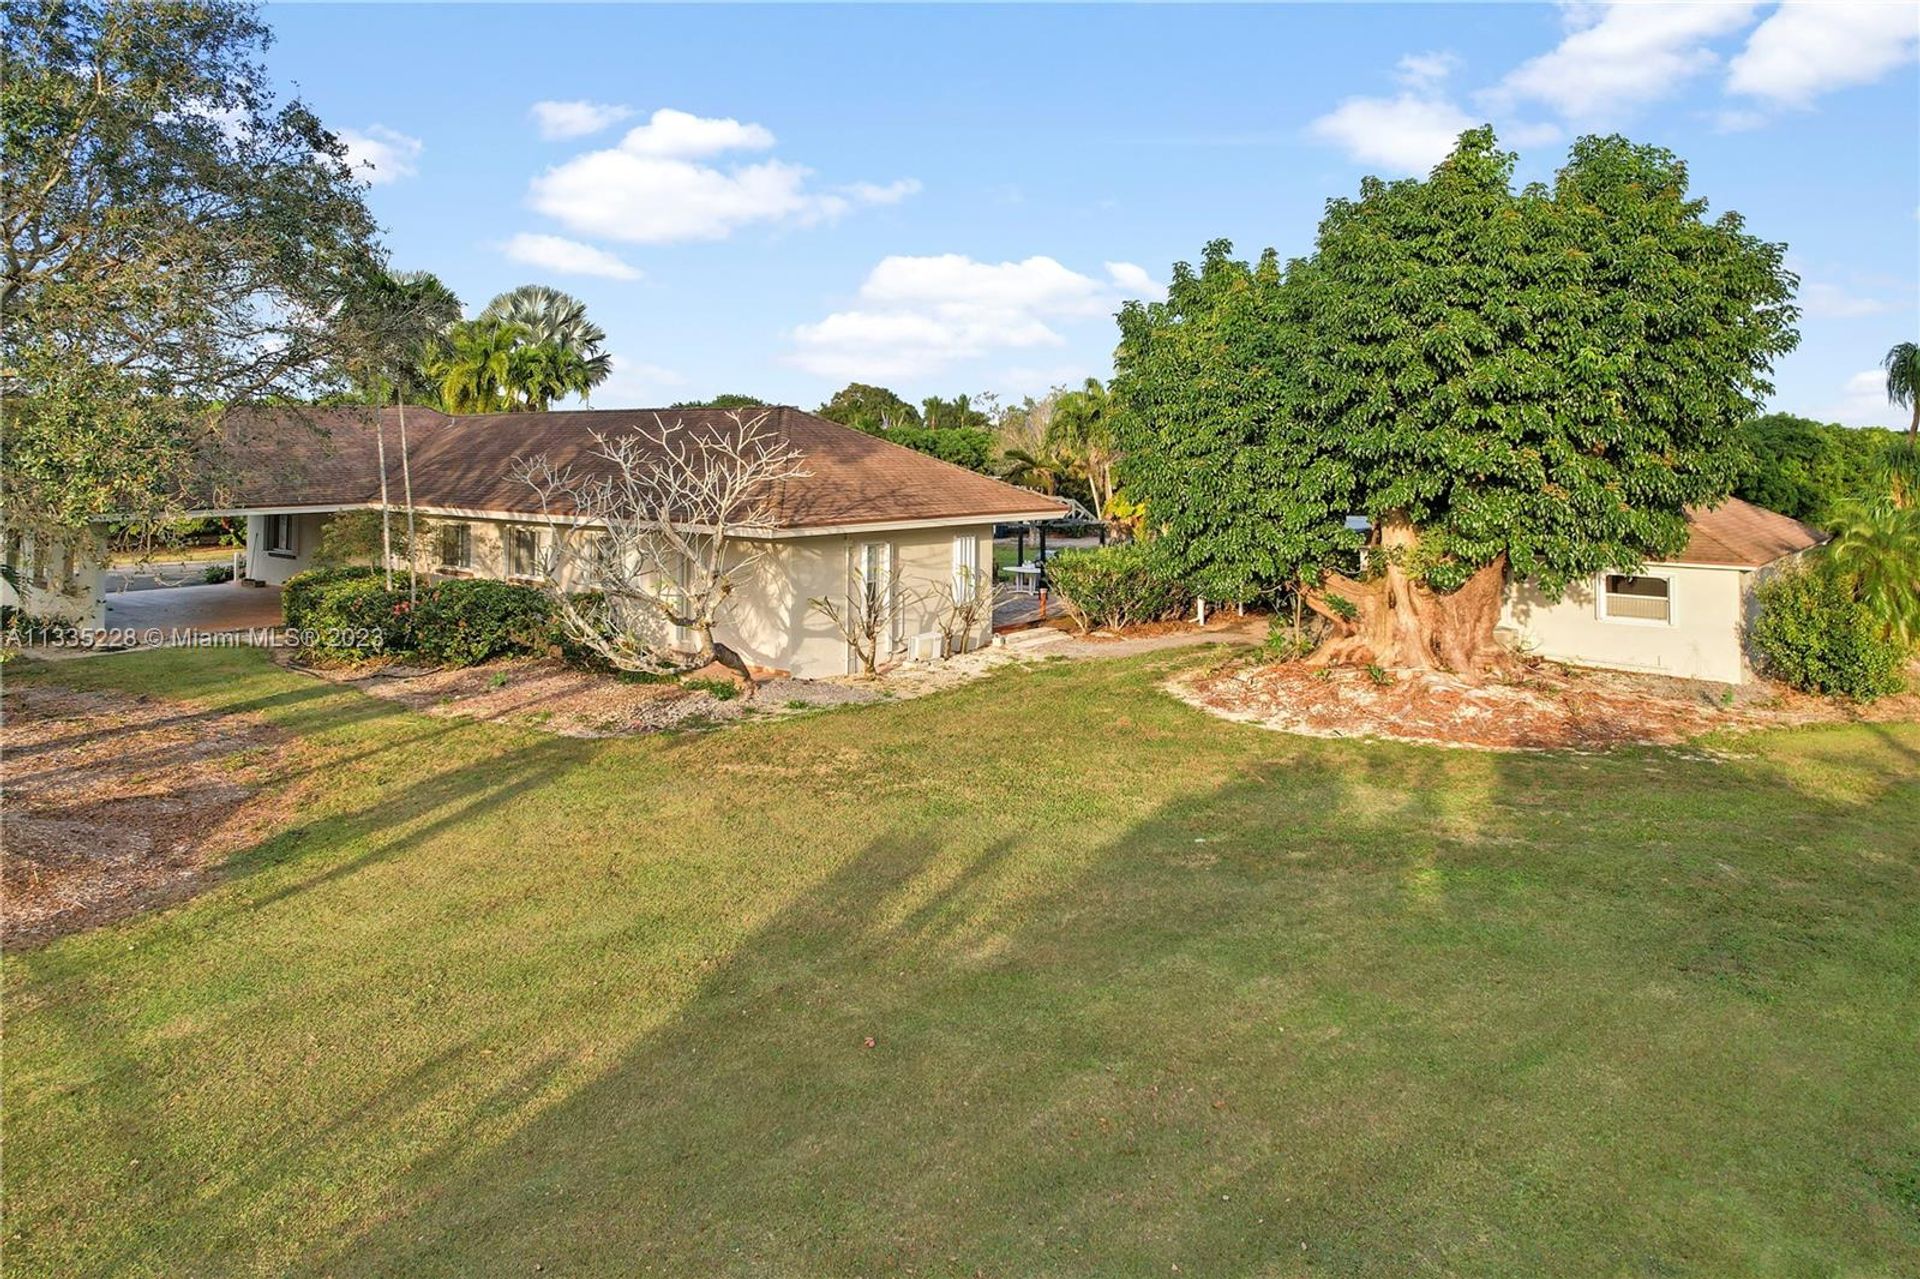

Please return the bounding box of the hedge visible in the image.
[281,568,557,665]
[1750,565,1906,702]
[1044,543,1189,633]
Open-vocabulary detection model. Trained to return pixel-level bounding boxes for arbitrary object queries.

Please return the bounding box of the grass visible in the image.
[5,646,1919,1277]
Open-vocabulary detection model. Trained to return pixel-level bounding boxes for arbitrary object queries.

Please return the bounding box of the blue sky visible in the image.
[266,2,1919,426]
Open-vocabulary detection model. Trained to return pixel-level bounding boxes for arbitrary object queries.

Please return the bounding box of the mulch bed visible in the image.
[2,683,292,946]
[1173,659,1920,751]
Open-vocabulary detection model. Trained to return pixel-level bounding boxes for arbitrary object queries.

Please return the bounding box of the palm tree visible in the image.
[428,320,526,414]
[1884,340,1920,450]
[508,341,592,412]
[1049,377,1124,517]
[1823,497,1920,651]
[480,285,612,401]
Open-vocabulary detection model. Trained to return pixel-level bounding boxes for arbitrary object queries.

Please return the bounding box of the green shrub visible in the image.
[202,562,235,584]
[282,565,382,630]
[1045,543,1189,632]
[410,580,554,667]
[282,567,407,657]
[1750,566,1907,702]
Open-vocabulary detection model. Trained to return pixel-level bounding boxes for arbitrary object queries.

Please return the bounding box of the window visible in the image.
[951,533,979,603]
[856,541,900,649]
[266,513,296,556]
[507,526,543,580]
[1600,573,1671,624]
[438,523,472,570]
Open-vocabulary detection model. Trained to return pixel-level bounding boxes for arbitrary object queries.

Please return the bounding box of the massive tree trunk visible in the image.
[1303,514,1514,678]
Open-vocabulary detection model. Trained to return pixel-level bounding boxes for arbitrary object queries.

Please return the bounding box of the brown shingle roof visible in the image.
[1669,497,1828,567]
[201,405,1068,529]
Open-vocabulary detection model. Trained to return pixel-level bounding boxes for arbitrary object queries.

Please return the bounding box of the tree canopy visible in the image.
[2,0,382,535]
[1116,129,1800,670]
[1733,413,1903,524]
[670,394,766,410]
[816,383,922,432]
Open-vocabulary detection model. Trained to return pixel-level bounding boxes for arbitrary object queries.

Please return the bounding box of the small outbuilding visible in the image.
[1498,498,1828,685]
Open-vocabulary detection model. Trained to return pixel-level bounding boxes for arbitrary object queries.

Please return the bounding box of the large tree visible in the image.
[1,0,382,538]
[1118,129,1798,673]
[479,284,612,398]
[817,382,922,432]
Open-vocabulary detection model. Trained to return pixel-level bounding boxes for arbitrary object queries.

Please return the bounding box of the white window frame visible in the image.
[1596,571,1675,627]
[507,526,544,581]
[266,513,296,558]
[951,533,979,603]
[853,540,900,658]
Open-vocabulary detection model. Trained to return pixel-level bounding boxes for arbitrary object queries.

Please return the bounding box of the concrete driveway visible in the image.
[102,582,285,641]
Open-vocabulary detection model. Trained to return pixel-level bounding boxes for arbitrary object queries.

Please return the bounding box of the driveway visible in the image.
[102,582,285,642]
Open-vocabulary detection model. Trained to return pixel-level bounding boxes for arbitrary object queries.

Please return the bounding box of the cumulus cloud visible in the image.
[1799,279,1892,320]
[789,254,1133,381]
[527,108,914,244]
[1820,368,1901,428]
[337,124,422,185]
[530,100,634,140]
[1307,91,1477,174]
[500,232,641,281]
[1488,2,1758,121]
[1104,261,1165,299]
[1726,1,1920,108]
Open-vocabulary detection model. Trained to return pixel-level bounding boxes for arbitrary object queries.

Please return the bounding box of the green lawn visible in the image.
[5,647,1918,1277]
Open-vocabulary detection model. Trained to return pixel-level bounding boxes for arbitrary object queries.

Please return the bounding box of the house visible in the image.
[1498,497,1828,684]
[21,405,1066,677]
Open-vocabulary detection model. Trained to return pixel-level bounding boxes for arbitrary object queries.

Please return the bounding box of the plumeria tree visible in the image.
[514,411,809,690]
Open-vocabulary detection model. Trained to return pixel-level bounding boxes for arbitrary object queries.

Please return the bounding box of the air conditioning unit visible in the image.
[908,631,946,662]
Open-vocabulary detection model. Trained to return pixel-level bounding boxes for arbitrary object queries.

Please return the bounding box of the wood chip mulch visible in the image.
[1172,659,1920,752]
[2,683,292,946]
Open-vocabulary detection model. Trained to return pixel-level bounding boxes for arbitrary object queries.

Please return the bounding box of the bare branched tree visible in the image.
[927,566,1002,657]
[514,411,808,691]
[810,554,911,678]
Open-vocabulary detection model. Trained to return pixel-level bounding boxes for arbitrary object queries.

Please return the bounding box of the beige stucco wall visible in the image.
[2,527,107,627]
[395,515,995,680]
[1500,563,1752,684]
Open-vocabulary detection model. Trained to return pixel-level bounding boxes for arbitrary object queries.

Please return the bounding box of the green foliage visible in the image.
[313,509,432,568]
[882,426,995,471]
[1750,566,1906,701]
[1045,544,1189,632]
[282,568,408,657]
[1116,129,1799,604]
[1,0,382,542]
[816,383,923,432]
[1821,499,1920,651]
[478,284,612,400]
[202,563,235,585]
[920,392,996,433]
[409,579,554,667]
[671,394,766,409]
[1733,413,1904,523]
[1884,340,1920,445]
[682,677,741,701]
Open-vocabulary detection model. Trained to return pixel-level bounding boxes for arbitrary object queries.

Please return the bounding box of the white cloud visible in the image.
[618,108,775,157]
[337,125,422,185]
[1104,261,1165,299]
[527,108,914,244]
[1799,279,1892,319]
[578,355,687,409]
[1726,1,1920,108]
[1396,50,1462,90]
[1820,367,1900,428]
[530,100,634,141]
[844,178,922,205]
[1489,2,1758,121]
[788,254,1128,381]
[500,232,641,281]
[1307,92,1477,174]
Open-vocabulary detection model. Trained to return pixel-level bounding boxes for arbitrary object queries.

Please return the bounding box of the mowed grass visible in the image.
[4,647,1918,1278]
